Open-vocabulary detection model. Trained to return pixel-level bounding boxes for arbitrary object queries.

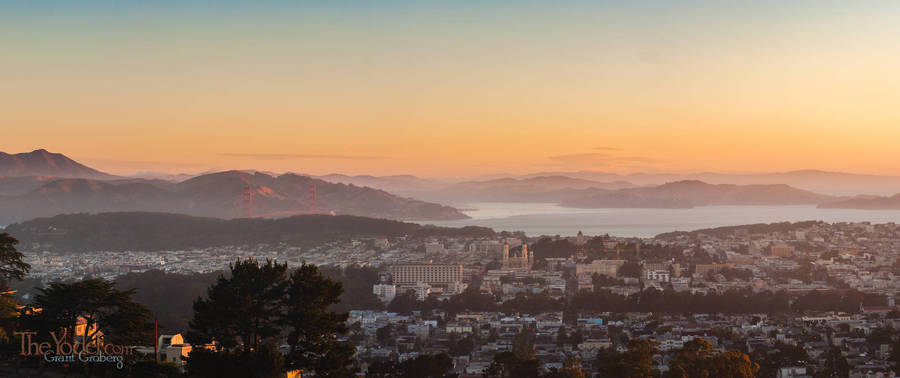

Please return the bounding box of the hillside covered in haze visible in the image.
[0,149,115,179]
[559,180,836,209]
[0,170,467,224]
[419,176,637,203]
[818,193,900,210]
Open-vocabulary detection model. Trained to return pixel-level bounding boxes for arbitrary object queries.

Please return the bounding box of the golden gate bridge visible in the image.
[240,185,334,218]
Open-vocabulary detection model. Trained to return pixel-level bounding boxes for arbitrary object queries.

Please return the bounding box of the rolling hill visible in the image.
[0,170,467,224]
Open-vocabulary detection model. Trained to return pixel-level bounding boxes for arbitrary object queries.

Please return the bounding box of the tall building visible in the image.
[391,264,463,285]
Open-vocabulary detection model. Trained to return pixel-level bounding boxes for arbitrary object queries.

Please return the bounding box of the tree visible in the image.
[815,346,849,378]
[398,353,456,378]
[185,343,285,378]
[750,341,808,378]
[387,291,420,314]
[488,329,540,377]
[708,351,761,378]
[0,232,29,341]
[188,259,289,349]
[618,261,642,278]
[486,351,540,378]
[544,358,586,378]
[376,324,396,346]
[512,328,536,359]
[666,338,758,378]
[366,359,400,377]
[115,269,220,334]
[282,263,355,376]
[449,334,475,357]
[187,260,354,376]
[620,339,659,377]
[0,233,30,286]
[569,329,583,348]
[595,339,659,378]
[556,325,568,346]
[22,279,153,345]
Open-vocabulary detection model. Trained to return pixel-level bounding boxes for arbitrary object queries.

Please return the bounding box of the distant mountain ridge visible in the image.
[418,176,637,203]
[0,170,467,224]
[559,180,836,209]
[313,174,448,196]
[0,149,115,179]
[818,193,900,210]
[520,169,900,196]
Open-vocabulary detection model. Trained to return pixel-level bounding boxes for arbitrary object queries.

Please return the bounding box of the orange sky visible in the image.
[2,2,899,177]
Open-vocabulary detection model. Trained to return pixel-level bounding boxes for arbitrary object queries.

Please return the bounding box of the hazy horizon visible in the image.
[3,1,900,177]
[11,147,900,183]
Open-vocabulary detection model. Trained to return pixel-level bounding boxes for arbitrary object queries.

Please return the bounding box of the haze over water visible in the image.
[421,203,900,238]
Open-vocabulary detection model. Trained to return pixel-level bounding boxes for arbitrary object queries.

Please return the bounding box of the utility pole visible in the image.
[154,317,158,360]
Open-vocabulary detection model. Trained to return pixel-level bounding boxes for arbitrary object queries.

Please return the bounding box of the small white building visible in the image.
[646,269,671,283]
[372,284,397,303]
[157,334,193,371]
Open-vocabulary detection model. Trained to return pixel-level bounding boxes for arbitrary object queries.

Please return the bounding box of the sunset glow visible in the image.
[3,1,899,176]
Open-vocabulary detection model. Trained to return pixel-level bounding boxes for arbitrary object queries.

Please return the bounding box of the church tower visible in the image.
[575,230,587,261]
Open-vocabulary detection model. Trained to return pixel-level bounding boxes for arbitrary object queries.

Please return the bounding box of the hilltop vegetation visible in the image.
[3,212,494,252]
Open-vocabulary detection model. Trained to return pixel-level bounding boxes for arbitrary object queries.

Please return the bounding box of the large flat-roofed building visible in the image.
[391,264,463,285]
[575,259,625,278]
[695,263,735,275]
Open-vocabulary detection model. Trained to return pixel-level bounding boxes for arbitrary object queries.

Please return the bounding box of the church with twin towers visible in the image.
[501,240,533,270]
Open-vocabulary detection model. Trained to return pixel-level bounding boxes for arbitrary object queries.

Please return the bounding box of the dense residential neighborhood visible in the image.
[12,221,900,377]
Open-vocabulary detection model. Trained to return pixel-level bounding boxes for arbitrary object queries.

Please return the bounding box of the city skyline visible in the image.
[3,1,900,176]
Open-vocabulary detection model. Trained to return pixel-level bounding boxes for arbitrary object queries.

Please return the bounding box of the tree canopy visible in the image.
[21,279,153,345]
[665,338,758,378]
[187,258,354,376]
[0,233,30,285]
[188,259,289,350]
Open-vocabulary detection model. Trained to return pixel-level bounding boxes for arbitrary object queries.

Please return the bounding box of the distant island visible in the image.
[818,193,900,210]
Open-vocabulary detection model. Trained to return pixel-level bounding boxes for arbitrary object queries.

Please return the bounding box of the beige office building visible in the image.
[575,259,625,278]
